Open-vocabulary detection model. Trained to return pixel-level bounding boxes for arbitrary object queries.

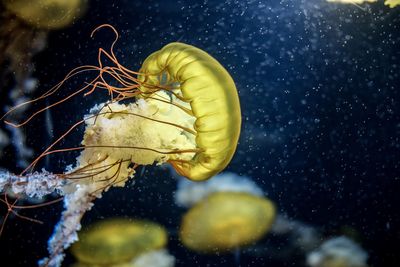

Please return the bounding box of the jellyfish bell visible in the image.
[306,236,369,267]
[385,0,400,7]
[179,192,276,253]
[325,0,377,4]
[138,43,241,181]
[70,218,167,265]
[70,248,175,267]
[2,0,88,30]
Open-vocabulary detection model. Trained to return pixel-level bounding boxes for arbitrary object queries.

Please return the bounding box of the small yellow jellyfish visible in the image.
[179,192,276,253]
[2,0,88,29]
[326,0,377,4]
[71,218,167,265]
[385,0,400,7]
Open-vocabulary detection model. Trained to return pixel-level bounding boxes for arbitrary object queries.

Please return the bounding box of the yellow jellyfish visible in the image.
[2,0,88,29]
[1,25,241,266]
[71,218,167,265]
[3,24,241,183]
[385,0,400,7]
[326,0,377,4]
[179,192,276,253]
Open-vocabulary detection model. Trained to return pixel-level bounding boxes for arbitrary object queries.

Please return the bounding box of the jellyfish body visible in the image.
[139,43,241,181]
[326,0,377,4]
[72,92,197,187]
[385,0,400,7]
[2,0,87,29]
[179,192,276,253]
[306,236,368,267]
[71,218,168,265]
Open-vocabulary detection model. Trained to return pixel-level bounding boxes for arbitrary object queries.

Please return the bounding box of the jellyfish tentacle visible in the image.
[1,66,100,123]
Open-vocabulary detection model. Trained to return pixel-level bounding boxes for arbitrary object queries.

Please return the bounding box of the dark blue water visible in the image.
[1,0,399,266]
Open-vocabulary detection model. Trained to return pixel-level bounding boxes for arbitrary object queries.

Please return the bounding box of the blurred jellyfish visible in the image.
[70,218,174,267]
[176,173,275,253]
[325,0,377,4]
[384,0,400,7]
[271,214,322,253]
[2,0,88,29]
[0,0,88,167]
[175,172,263,208]
[306,236,369,267]
[180,192,276,253]
[1,24,241,267]
[71,250,175,267]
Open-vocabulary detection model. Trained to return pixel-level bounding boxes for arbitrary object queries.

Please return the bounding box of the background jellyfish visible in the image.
[180,192,276,253]
[326,0,377,4]
[0,0,88,167]
[326,0,400,7]
[175,172,369,266]
[2,0,88,30]
[175,172,264,208]
[175,173,276,253]
[0,25,241,267]
[70,218,175,267]
[306,236,369,267]
[385,0,400,7]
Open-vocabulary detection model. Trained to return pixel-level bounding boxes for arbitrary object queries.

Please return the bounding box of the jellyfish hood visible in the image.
[179,192,276,253]
[71,218,168,265]
[2,0,87,29]
[139,43,241,181]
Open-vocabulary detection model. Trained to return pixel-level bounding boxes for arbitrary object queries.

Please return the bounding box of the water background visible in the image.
[1,0,399,266]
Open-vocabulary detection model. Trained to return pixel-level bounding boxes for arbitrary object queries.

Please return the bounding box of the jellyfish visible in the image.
[0,24,241,267]
[325,0,377,4]
[70,218,174,267]
[0,0,88,167]
[180,192,276,253]
[175,172,264,208]
[175,173,275,253]
[384,0,400,7]
[306,236,369,267]
[2,0,88,29]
